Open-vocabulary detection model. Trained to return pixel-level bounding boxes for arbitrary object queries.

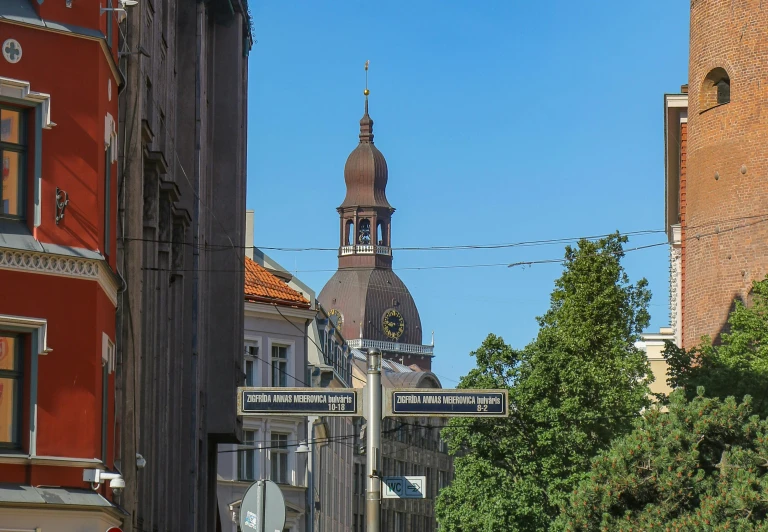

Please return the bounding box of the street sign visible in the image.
[240,479,286,532]
[238,387,361,416]
[385,388,509,417]
[383,476,427,499]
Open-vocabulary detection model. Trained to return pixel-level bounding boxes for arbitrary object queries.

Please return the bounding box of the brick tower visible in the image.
[682,0,768,347]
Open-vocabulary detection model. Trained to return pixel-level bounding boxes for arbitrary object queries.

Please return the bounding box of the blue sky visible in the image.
[246,1,690,386]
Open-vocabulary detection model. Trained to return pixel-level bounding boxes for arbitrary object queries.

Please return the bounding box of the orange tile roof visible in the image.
[244,257,310,308]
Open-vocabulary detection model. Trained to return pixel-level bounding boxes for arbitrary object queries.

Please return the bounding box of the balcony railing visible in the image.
[347,338,434,356]
[339,245,392,257]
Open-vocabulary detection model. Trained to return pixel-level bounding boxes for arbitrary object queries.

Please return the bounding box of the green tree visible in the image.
[557,390,768,531]
[435,234,653,531]
[664,277,768,416]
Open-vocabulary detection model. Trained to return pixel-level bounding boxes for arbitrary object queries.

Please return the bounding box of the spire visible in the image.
[360,60,374,143]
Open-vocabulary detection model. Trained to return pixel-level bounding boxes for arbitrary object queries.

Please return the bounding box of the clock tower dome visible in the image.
[318,69,434,370]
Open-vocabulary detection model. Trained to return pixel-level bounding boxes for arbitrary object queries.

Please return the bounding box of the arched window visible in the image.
[377,221,385,245]
[345,219,354,246]
[358,219,371,245]
[700,68,730,112]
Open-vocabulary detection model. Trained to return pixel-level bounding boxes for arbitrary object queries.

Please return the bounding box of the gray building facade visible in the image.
[116,2,252,531]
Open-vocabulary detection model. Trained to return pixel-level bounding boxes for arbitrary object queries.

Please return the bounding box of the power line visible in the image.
[141,212,768,275]
[121,228,665,253]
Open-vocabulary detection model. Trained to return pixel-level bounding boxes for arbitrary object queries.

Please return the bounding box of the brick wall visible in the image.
[685,0,768,347]
[680,122,688,346]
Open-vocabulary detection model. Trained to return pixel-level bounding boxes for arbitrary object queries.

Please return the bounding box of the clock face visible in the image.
[329,308,343,328]
[382,309,405,340]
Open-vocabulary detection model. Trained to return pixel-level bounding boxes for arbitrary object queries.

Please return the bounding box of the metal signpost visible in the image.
[236,348,509,532]
[239,479,286,532]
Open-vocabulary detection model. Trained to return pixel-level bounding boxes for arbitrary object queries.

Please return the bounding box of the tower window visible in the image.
[716,79,730,105]
[345,219,354,246]
[377,221,385,245]
[358,219,371,245]
[700,67,730,112]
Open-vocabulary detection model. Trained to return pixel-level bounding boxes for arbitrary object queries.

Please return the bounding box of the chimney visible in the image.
[245,210,254,260]
[680,84,689,94]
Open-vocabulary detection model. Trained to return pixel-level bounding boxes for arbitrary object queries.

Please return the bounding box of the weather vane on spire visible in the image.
[364,60,370,97]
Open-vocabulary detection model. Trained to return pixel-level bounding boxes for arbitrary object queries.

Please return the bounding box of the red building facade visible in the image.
[0,1,122,529]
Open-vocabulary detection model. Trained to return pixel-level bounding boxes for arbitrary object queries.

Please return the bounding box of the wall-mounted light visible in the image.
[55,188,69,225]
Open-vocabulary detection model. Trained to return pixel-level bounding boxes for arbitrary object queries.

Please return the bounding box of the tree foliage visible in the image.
[557,390,768,531]
[664,277,768,417]
[435,234,653,531]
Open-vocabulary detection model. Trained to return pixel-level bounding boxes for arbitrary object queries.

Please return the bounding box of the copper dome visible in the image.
[340,106,392,209]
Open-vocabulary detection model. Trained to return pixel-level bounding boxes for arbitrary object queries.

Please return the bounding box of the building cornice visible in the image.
[0,17,124,88]
[244,301,316,321]
[0,247,119,306]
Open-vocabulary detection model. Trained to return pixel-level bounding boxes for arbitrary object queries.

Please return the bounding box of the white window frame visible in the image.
[0,314,50,458]
[267,338,295,387]
[238,429,258,481]
[266,419,300,486]
[270,432,289,484]
[244,338,261,387]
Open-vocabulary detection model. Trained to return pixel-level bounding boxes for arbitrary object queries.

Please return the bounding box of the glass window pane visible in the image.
[0,336,19,371]
[0,377,20,445]
[0,110,21,144]
[2,151,22,216]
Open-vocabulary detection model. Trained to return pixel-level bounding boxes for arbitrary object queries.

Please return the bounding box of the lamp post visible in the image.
[366,348,382,532]
[295,415,318,531]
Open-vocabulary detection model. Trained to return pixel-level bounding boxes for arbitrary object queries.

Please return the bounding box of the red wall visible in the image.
[0,269,115,461]
[0,22,119,268]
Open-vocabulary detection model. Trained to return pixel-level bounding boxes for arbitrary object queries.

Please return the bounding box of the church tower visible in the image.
[318,63,434,370]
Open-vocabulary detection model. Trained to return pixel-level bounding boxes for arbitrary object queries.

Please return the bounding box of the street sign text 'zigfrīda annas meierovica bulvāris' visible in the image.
[237,387,362,416]
[385,389,509,417]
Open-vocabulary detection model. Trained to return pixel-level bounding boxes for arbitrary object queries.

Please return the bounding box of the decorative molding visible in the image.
[347,338,434,356]
[0,76,53,128]
[0,314,50,356]
[669,245,682,346]
[339,245,391,256]
[0,248,118,306]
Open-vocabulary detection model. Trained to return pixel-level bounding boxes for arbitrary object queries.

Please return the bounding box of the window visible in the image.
[438,470,447,491]
[354,463,360,494]
[716,79,730,105]
[238,430,257,481]
[101,335,114,461]
[244,342,259,387]
[345,219,354,246]
[271,345,288,387]
[358,219,371,245]
[270,432,289,483]
[104,145,112,256]
[0,107,26,219]
[0,333,22,448]
[700,67,731,112]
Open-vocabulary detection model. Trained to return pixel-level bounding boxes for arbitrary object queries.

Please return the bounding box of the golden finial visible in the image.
[364,60,370,96]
